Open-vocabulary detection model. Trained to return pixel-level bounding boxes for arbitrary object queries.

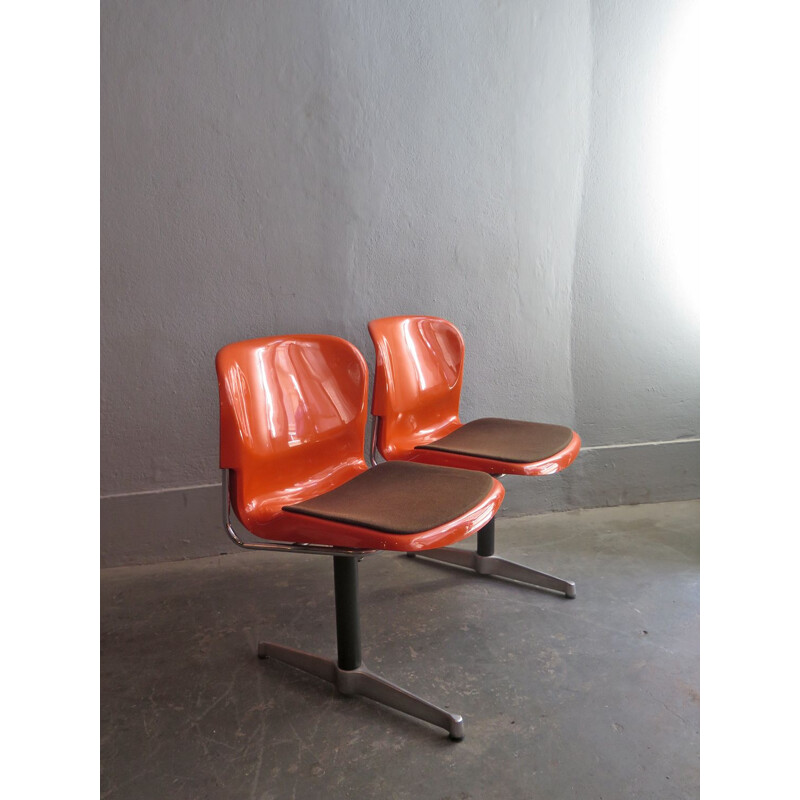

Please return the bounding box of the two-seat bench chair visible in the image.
[216,334,505,739]
[367,315,581,598]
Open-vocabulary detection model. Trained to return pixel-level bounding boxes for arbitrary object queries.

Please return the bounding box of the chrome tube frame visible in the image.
[221,470,375,558]
[368,415,381,466]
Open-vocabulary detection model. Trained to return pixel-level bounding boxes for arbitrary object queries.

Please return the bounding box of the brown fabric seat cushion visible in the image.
[416,417,574,464]
[283,461,495,535]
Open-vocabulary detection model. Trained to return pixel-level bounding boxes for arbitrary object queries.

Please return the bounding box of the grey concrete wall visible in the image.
[101,0,699,566]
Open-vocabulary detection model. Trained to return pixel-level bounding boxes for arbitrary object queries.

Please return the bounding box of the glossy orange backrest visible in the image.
[368,316,465,459]
[215,335,369,529]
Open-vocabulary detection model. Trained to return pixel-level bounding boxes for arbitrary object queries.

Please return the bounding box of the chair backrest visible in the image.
[368,316,465,459]
[215,335,369,526]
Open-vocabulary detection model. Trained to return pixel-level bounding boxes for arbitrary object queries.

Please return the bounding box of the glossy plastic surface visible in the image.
[368,316,465,457]
[216,335,504,550]
[368,316,581,476]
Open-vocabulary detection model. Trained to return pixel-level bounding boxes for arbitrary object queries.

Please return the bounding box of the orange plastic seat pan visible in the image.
[367,316,581,475]
[215,335,504,552]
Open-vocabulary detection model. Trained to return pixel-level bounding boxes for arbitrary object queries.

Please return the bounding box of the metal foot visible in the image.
[257,641,463,739]
[341,666,464,740]
[257,641,337,680]
[478,556,576,598]
[412,547,576,598]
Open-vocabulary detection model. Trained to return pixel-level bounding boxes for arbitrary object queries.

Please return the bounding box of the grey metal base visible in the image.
[408,547,577,598]
[257,640,464,740]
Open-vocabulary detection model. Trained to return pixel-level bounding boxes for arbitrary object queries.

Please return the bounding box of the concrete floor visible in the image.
[101,500,699,800]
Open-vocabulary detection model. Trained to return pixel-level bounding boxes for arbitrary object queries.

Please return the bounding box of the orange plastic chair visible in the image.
[215,334,504,739]
[368,315,580,598]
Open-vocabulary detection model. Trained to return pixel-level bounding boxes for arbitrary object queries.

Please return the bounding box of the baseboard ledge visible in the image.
[101,438,699,567]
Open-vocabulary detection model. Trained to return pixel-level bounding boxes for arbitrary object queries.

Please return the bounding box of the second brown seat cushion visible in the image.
[416,417,574,464]
[283,461,495,535]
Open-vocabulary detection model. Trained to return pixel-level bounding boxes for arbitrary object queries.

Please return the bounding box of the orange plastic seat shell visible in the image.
[216,335,504,551]
[368,316,581,476]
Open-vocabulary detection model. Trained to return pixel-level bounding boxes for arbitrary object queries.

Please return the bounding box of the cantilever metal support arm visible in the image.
[221,469,376,558]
